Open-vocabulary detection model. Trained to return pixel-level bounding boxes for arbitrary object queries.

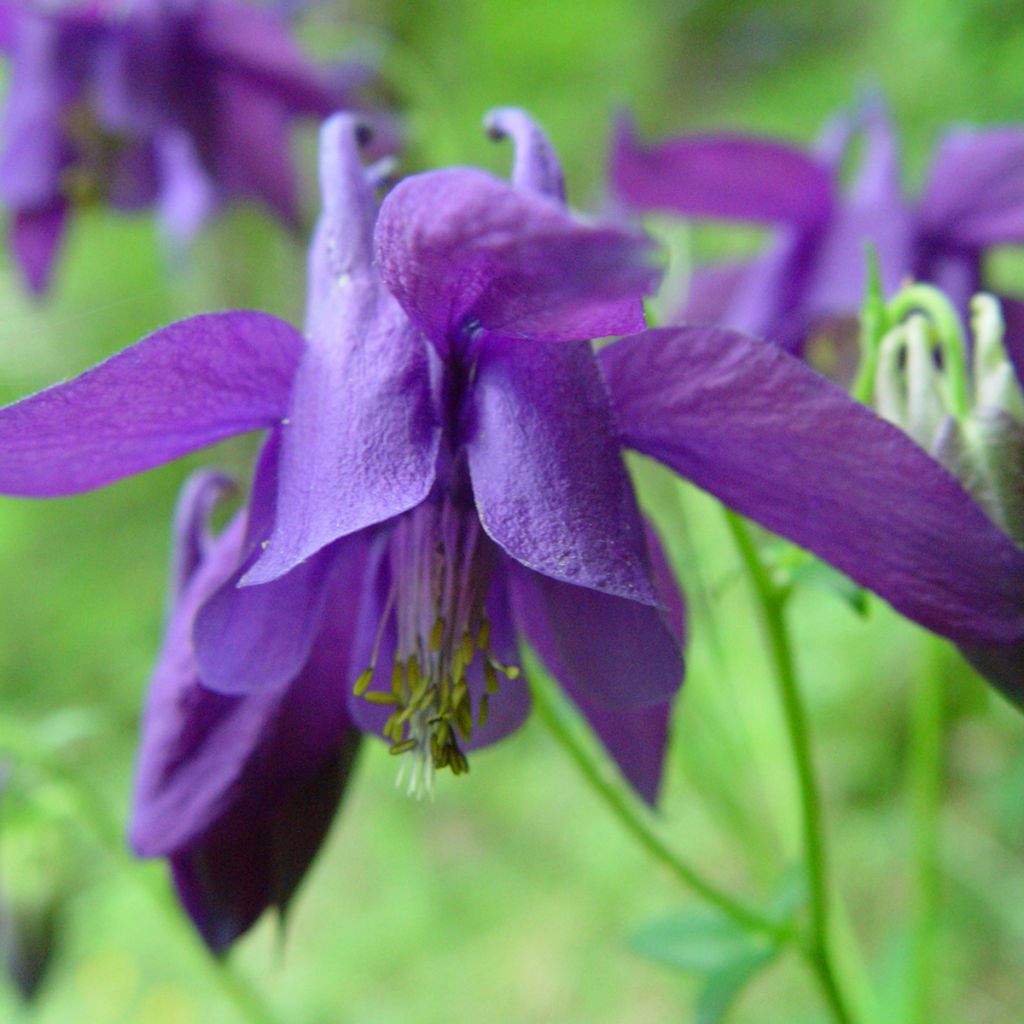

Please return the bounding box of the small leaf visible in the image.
[696,948,778,1024]
[629,907,771,973]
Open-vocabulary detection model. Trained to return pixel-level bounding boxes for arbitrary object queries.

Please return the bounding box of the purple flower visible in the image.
[134,469,364,952]
[3,109,1024,944]
[611,97,1024,359]
[0,0,369,295]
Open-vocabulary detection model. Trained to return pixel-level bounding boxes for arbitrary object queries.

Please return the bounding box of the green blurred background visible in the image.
[2,0,1024,1020]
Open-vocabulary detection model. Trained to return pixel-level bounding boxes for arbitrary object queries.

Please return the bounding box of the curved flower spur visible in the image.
[0,0,375,295]
[3,109,1024,946]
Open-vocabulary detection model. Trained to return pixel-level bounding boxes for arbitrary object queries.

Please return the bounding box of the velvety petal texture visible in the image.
[468,336,658,605]
[375,167,658,347]
[246,116,439,585]
[612,113,834,227]
[0,311,303,496]
[600,326,1024,645]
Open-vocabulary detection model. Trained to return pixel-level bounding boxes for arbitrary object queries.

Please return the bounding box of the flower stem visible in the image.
[724,511,857,1024]
[527,665,790,944]
[0,722,279,1024]
[904,640,945,1024]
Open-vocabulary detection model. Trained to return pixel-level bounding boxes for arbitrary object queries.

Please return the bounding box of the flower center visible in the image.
[353,499,519,798]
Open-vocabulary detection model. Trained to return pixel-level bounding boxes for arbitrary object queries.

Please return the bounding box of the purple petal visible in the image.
[132,517,365,858]
[676,261,748,326]
[0,311,303,497]
[194,434,369,695]
[564,695,672,806]
[712,227,821,353]
[484,107,567,201]
[168,468,237,605]
[0,14,75,209]
[155,130,218,247]
[374,167,657,348]
[9,201,67,296]
[611,112,834,227]
[601,326,1024,646]
[920,128,1024,248]
[483,108,649,334]
[467,336,658,604]
[805,99,914,317]
[245,116,439,585]
[170,738,358,953]
[194,0,341,115]
[210,73,299,227]
[509,560,683,709]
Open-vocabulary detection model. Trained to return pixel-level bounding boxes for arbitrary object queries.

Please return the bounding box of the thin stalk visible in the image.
[528,668,791,944]
[724,512,857,1024]
[904,641,944,1024]
[0,723,279,1024]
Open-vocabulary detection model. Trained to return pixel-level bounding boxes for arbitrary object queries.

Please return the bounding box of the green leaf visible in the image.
[628,907,768,973]
[696,948,778,1024]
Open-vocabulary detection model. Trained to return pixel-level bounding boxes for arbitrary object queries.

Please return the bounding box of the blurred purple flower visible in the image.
[611,96,1024,359]
[4,108,1024,942]
[0,0,371,295]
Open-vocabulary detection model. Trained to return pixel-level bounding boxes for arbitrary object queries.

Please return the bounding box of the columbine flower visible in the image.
[611,95,1024,360]
[3,109,1024,944]
[0,0,372,295]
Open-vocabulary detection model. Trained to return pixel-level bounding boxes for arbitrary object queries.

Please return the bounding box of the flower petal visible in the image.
[467,336,658,604]
[168,468,236,606]
[0,311,303,497]
[374,167,657,347]
[210,72,299,227]
[9,200,66,296]
[194,0,340,115]
[245,116,440,585]
[805,98,914,317]
[194,433,368,695]
[132,514,365,860]
[508,560,683,709]
[170,738,359,953]
[920,128,1024,248]
[600,325,1024,645]
[563,695,673,807]
[611,112,834,227]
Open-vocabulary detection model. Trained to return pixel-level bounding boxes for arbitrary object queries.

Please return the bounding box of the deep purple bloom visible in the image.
[0,0,368,295]
[611,98,1024,359]
[3,109,1024,944]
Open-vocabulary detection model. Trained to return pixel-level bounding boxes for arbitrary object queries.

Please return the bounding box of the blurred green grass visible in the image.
[2,0,1024,1021]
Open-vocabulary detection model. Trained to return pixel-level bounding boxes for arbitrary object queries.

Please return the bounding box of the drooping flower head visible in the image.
[3,109,1024,946]
[611,95,1024,364]
[0,0,373,294]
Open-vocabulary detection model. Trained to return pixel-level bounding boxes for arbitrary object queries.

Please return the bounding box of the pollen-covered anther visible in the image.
[352,610,521,797]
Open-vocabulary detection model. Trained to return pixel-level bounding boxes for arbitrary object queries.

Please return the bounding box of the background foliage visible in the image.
[1,0,1023,1020]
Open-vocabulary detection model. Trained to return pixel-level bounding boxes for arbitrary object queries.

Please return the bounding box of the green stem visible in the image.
[904,641,944,1024]
[723,512,857,1024]
[528,670,791,944]
[0,722,279,1024]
